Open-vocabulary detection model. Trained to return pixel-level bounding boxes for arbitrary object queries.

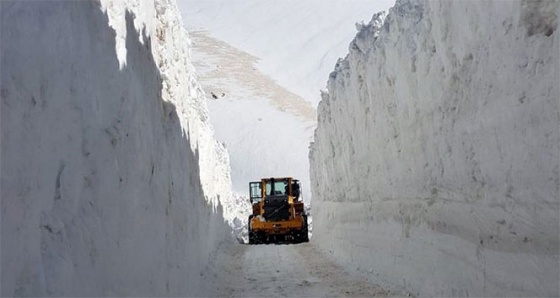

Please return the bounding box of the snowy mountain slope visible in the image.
[1,0,234,296]
[310,0,559,296]
[179,0,395,105]
[187,30,315,242]
[179,1,395,208]
[188,30,315,204]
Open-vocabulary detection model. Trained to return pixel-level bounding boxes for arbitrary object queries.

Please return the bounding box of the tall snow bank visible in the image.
[310,0,558,296]
[1,0,233,296]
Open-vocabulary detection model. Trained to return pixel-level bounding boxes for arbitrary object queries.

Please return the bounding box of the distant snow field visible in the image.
[179,0,396,105]
[187,28,316,206]
[180,1,397,244]
[179,0,396,205]
[186,30,315,241]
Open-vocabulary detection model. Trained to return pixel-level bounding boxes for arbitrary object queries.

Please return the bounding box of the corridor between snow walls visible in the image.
[1,0,233,296]
[310,0,559,296]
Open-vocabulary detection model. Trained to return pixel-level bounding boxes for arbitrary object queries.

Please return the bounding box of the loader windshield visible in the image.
[265,179,288,196]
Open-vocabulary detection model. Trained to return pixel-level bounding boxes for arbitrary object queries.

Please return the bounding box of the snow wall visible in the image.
[1,0,233,296]
[310,0,559,296]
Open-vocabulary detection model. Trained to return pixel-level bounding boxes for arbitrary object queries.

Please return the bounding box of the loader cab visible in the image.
[265,178,288,196]
[262,177,290,221]
[250,178,301,202]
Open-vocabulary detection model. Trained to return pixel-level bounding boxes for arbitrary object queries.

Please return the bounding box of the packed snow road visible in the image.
[201,242,395,297]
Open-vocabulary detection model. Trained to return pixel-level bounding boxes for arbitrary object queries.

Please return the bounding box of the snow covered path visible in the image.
[202,243,398,297]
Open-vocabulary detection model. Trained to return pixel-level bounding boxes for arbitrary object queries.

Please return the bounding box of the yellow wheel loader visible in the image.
[247,177,309,244]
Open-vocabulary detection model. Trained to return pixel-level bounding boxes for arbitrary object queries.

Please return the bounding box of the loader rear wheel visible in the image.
[290,230,301,244]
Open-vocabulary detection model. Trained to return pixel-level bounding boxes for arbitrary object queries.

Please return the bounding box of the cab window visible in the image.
[265,180,289,196]
[249,182,262,203]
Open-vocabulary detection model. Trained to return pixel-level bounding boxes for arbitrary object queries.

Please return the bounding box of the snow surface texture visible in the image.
[179,0,395,106]
[188,31,316,203]
[1,0,235,296]
[179,0,396,216]
[200,242,396,297]
[310,0,559,296]
[184,21,317,240]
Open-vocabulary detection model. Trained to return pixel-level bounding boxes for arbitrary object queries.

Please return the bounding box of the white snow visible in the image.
[199,242,402,297]
[185,30,316,242]
[310,0,559,296]
[5,0,557,295]
[187,29,315,204]
[179,0,395,224]
[179,0,395,106]
[1,0,235,296]
[207,98,312,198]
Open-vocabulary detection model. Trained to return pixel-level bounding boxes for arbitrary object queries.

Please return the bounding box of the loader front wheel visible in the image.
[301,215,309,242]
[248,215,256,244]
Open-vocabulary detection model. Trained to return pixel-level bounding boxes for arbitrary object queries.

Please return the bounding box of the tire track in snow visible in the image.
[203,243,394,297]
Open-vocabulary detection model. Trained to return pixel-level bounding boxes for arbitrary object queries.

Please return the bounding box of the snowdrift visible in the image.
[310,0,559,296]
[1,0,233,296]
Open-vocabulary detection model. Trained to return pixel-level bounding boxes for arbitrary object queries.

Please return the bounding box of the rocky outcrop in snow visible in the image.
[310,0,558,296]
[1,0,233,296]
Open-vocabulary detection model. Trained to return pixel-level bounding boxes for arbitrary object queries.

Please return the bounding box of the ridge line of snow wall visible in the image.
[1,0,233,296]
[310,0,559,296]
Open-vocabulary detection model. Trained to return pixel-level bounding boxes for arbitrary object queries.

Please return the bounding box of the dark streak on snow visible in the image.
[54,163,65,200]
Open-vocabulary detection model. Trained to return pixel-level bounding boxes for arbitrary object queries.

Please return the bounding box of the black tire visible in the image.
[262,234,270,245]
[249,231,257,244]
[301,215,309,242]
[248,215,255,244]
[290,231,300,244]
